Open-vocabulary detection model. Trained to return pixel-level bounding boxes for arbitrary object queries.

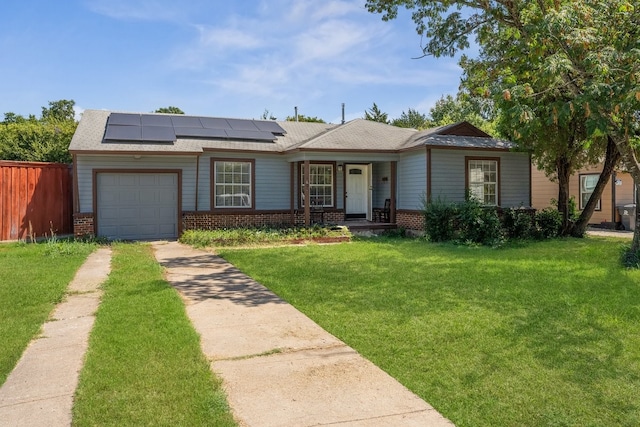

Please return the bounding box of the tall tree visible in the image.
[41,99,76,122]
[366,0,640,247]
[429,93,499,136]
[154,106,184,114]
[364,103,389,124]
[391,108,430,129]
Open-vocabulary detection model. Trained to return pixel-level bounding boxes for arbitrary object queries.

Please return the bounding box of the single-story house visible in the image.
[69,110,532,240]
[531,164,636,230]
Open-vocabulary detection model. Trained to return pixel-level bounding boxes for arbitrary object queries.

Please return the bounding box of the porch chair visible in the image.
[373,198,391,222]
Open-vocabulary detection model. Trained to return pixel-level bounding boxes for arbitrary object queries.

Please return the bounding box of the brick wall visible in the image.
[183,210,346,230]
[73,213,95,237]
[396,210,424,231]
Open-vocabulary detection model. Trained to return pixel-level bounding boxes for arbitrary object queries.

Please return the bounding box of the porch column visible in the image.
[303,160,310,226]
[390,161,397,223]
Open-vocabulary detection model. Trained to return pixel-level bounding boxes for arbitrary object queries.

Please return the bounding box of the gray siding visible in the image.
[397,150,427,210]
[430,149,530,207]
[372,162,391,208]
[201,153,291,211]
[76,155,197,213]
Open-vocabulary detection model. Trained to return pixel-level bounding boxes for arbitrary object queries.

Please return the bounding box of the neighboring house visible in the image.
[531,164,636,229]
[69,110,531,240]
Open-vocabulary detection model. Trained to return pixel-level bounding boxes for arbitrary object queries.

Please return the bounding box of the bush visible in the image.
[621,245,640,268]
[423,197,456,242]
[534,208,563,239]
[502,207,535,239]
[456,198,504,246]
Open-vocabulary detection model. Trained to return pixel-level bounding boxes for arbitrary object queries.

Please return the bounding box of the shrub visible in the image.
[456,198,504,246]
[534,208,563,239]
[422,197,456,242]
[502,207,535,239]
[621,245,640,268]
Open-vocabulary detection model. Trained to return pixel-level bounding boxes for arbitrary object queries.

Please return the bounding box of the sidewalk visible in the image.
[153,241,454,427]
[0,247,111,427]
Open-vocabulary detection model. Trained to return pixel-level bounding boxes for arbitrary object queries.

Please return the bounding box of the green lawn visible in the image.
[218,236,640,427]
[0,241,95,385]
[73,243,236,427]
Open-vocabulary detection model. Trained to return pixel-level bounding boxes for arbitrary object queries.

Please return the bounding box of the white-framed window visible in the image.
[579,174,601,210]
[213,160,252,208]
[467,158,498,206]
[301,164,333,207]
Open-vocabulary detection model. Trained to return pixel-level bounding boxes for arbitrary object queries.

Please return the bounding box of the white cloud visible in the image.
[85,0,189,22]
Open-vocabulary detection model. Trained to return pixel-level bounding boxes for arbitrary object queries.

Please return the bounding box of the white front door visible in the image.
[346,165,368,216]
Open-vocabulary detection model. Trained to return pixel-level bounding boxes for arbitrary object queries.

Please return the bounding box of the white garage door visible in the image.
[96,172,178,240]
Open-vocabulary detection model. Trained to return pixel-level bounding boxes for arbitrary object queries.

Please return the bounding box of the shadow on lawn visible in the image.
[157,254,286,307]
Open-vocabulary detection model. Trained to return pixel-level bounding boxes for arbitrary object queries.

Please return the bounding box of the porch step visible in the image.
[342,221,397,234]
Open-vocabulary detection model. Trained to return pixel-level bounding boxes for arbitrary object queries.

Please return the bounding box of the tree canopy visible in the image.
[285,114,326,123]
[154,106,184,114]
[367,0,640,249]
[364,103,390,124]
[0,100,78,163]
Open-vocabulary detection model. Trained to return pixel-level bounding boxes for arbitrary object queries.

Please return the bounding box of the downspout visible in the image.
[195,154,201,211]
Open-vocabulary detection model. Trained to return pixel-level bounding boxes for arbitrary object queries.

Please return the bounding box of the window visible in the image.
[301,164,333,207]
[579,174,601,210]
[213,160,252,208]
[467,158,499,206]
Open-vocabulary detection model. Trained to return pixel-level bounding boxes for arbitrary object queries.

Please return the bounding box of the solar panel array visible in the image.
[103,113,286,143]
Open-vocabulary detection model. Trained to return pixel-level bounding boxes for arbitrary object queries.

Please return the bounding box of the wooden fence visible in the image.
[0,161,73,241]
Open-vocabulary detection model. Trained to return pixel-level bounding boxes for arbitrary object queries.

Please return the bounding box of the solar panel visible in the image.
[171,116,204,128]
[200,117,232,129]
[141,126,176,142]
[254,120,286,134]
[104,124,142,141]
[141,114,173,127]
[175,127,228,138]
[225,129,276,141]
[108,113,141,126]
[227,119,260,131]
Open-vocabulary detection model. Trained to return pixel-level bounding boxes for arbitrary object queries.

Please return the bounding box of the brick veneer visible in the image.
[73,213,95,237]
[396,210,424,231]
[183,210,346,230]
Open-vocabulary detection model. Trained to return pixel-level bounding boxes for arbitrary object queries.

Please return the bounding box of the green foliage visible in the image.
[180,225,351,247]
[429,93,500,136]
[0,99,77,163]
[502,207,535,239]
[154,106,185,114]
[422,196,504,246]
[285,114,326,123]
[363,102,389,124]
[391,108,430,129]
[534,208,564,239]
[621,245,640,269]
[422,196,456,242]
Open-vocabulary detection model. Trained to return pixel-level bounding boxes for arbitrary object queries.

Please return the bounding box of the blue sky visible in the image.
[0,0,466,124]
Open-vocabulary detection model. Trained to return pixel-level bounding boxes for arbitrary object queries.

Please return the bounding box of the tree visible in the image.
[284,114,326,123]
[1,100,78,163]
[41,99,76,122]
[391,108,430,129]
[366,0,640,249]
[364,103,389,124]
[429,93,499,136]
[260,109,277,120]
[154,106,184,114]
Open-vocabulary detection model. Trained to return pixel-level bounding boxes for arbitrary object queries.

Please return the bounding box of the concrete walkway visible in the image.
[153,241,453,427]
[0,247,111,427]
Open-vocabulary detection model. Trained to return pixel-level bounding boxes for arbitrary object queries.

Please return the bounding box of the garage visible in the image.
[96,172,179,240]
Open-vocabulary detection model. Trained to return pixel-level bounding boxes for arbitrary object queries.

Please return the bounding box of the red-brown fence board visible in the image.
[0,161,73,241]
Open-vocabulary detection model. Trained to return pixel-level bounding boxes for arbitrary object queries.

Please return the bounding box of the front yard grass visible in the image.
[73,243,236,426]
[218,236,640,427]
[0,241,95,386]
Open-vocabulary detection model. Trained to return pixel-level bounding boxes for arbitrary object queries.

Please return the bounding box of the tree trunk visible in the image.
[556,155,572,235]
[570,136,621,236]
[608,132,640,252]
